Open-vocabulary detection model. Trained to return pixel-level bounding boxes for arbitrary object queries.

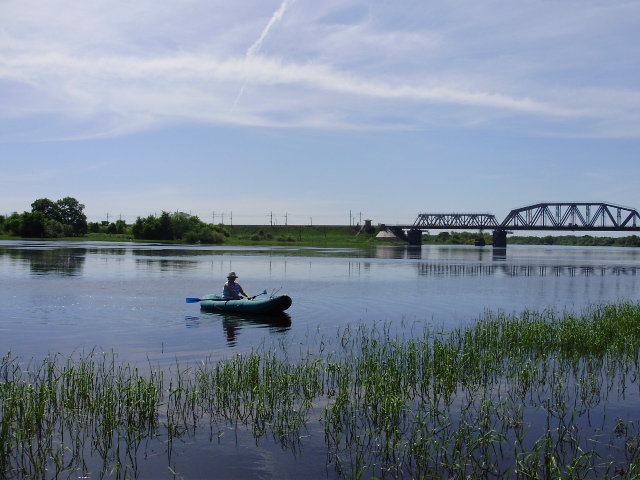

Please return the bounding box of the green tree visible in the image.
[171,212,200,239]
[623,235,640,247]
[114,219,127,234]
[436,232,451,243]
[5,213,22,236]
[132,213,171,240]
[56,197,88,236]
[131,211,228,243]
[184,225,226,244]
[31,198,61,221]
[541,236,555,245]
[22,211,47,237]
[157,212,173,240]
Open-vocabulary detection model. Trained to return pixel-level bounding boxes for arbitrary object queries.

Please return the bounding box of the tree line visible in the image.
[0,198,228,243]
[130,212,228,243]
[1,197,89,237]
[423,231,640,247]
[508,234,640,247]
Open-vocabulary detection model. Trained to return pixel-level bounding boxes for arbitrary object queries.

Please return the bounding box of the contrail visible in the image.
[232,0,295,112]
[248,0,293,57]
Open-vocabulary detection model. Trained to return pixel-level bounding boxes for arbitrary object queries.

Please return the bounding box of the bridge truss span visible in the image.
[386,201,640,247]
[413,213,499,229]
[500,202,640,231]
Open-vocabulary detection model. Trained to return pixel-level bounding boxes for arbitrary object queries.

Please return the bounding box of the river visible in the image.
[1,240,640,479]
[1,240,639,364]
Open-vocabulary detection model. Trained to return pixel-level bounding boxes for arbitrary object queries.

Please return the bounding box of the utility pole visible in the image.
[212,211,215,224]
[284,212,288,226]
[270,211,273,226]
[230,211,233,226]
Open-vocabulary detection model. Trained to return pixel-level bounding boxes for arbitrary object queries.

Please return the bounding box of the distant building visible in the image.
[375,229,403,242]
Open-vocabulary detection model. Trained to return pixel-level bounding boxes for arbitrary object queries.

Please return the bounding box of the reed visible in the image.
[2,302,640,478]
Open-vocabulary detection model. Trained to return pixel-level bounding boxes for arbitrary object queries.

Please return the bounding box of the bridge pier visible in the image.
[492,229,507,249]
[407,229,422,245]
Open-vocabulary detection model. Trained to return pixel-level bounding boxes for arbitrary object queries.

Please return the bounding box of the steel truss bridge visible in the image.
[386,202,640,247]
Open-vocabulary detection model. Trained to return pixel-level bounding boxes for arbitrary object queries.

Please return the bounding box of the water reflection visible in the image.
[416,263,638,277]
[0,247,87,276]
[373,245,496,260]
[188,312,292,347]
[492,248,507,261]
[3,239,640,362]
[134,258,199,272]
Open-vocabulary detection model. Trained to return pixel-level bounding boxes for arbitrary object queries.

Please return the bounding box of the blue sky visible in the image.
[1,0,639,225]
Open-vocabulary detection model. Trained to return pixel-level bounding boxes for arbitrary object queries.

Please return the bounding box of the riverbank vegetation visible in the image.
[1,197,89,238]
[2,199,640,247]
[3,302,640,478]
[421,231,640,247]
[0,209,382,246]
[509,234,640,247]
[422,230,492,245]
[4,215,640,248]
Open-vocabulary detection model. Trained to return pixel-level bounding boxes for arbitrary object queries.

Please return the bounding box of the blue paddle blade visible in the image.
[185,298,202,303]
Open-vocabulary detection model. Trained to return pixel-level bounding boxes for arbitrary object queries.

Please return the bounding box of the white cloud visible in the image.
[1,0,639,139]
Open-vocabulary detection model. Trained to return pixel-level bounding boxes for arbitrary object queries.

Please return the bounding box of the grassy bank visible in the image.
[223,224,382,246]
[0,225,385,247]
[3,303,640,478]
[4,227,640,248]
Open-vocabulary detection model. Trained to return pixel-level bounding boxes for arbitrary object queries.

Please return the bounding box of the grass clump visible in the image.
[3,303,640,478]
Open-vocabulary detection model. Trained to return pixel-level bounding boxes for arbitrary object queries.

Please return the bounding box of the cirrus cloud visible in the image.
[0,0,639,139]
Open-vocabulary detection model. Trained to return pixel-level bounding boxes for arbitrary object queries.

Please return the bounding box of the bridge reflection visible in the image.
[365,245,639,278]
[416,263,638,278]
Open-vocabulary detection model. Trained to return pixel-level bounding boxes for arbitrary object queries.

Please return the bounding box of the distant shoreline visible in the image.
[1,225,640,248]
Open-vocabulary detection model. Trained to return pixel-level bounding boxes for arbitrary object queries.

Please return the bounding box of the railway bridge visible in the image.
[384,202,640,248]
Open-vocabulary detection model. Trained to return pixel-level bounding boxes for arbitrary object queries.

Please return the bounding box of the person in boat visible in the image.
[222,272,250,300]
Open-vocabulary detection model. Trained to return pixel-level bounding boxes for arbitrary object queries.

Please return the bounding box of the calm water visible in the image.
[1,240,639,364]
[2,240,640,479]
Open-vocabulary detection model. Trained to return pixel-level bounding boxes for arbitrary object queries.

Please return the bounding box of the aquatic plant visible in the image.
[2,303,640,478]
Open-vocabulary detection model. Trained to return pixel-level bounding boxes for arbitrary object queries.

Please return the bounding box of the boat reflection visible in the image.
[194,311,292,347]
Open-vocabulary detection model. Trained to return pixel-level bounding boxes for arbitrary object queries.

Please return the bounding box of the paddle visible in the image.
[186,290,267,303]
[185,297,221,303]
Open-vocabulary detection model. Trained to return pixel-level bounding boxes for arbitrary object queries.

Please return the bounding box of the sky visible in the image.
[1,0,639,226]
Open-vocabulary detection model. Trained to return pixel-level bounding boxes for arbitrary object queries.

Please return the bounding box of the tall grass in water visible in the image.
[323,303,640,479]
[2,303,640,478]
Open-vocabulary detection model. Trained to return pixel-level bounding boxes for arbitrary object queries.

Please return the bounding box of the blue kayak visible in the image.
[199,294,292,314]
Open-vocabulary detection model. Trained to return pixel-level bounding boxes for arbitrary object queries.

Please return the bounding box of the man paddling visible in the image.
[222,272,250,300]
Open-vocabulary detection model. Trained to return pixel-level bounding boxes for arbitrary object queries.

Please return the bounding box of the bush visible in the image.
[184,226,225,244]
[132,212,227,242]
[277,235,296,242]
[249,230,273,242]
[44,219,65,237]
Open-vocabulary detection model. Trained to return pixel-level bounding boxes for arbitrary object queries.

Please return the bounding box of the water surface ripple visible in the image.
[1,240,638,364]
